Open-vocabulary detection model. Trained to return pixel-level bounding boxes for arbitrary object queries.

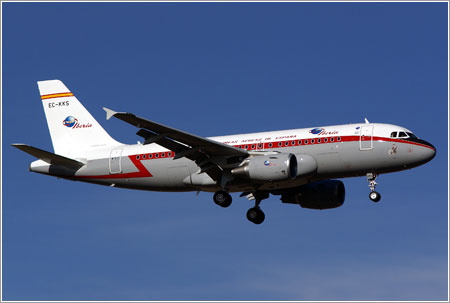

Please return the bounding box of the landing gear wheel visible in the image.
[213,190,232,208]
[369,191,381,202]
[246,207,265,224]
[366,173,381,203]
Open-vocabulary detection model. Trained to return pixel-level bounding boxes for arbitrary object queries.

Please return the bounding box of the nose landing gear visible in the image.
[367,173,381,202]
[369,191,381,202]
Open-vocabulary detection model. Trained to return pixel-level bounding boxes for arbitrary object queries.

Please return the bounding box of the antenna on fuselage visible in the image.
[364,118,370,124]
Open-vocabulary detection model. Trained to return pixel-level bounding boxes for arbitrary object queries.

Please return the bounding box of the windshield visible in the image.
[406,132,418,139]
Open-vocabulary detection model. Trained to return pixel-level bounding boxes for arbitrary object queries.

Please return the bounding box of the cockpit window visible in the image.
[398,131,408,138]
[390,132,397,138]
[406,132,418,139]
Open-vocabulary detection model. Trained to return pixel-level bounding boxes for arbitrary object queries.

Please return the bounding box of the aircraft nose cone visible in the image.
[421,140,436,163]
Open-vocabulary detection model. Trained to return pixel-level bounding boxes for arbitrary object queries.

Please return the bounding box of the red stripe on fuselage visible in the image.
[78,155,152,180]
[370,136,434,150]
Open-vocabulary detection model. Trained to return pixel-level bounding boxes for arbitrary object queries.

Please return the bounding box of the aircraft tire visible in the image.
[213,190,232,208]
[246,207,265,224]
[369,191,381,202]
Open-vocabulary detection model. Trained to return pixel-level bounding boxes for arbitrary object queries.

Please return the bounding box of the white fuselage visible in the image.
[30,122,436,193]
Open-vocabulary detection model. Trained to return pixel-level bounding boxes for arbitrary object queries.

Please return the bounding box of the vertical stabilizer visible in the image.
[38,80,120,156]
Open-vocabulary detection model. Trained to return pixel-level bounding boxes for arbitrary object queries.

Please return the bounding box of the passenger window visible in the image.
[258,143,262,148]
[291,141,295,145]
[136,155,140,160]
[285,142,289,146]
[311,139,315,144]
[269,143,273,148]
[337,137,341,141]
[251,144,255,149]
[304,140,308,144]
[278,142,282,147]
[298,140,302,145]
[330,138,334,142]
[324,138,328,142]
[318,139,321,143]
[149,154,153,158]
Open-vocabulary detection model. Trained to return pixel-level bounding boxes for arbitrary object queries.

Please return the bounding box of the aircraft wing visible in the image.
[103,108,248,179]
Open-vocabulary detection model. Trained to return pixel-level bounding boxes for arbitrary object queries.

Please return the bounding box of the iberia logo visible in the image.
[264,160,275,167]
[309,128,323,135]
[309,128,339,136]
[63,116,92,129]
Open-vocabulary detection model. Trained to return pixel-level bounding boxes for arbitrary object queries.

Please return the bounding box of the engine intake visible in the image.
[281,180,345,209]
[231,153,297,181]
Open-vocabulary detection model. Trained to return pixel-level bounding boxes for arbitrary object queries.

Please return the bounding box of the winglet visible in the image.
[103,107,118,120]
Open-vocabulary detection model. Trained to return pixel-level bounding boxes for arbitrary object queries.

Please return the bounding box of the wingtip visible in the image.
[103,107,117,120]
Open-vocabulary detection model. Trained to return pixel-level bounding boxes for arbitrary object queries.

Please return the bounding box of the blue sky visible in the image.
[2,2,448,301]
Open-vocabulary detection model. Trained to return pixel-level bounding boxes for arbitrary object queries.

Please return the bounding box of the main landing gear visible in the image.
[212,190,269,224]
[367,173,381,202]
[247,206,265,225]
[213,190,232,208]
[245,191,269,225]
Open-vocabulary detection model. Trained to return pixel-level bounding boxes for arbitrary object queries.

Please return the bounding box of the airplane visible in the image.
[13,80,436,224]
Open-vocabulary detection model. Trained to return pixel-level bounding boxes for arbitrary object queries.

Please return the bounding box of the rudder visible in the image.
[38,80,120,156]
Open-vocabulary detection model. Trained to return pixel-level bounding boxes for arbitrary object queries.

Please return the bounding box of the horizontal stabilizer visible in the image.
[12,144,85,169]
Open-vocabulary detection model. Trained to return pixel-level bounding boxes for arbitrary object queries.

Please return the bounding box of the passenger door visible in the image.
[360,126,373,150]
[109,148,123,174]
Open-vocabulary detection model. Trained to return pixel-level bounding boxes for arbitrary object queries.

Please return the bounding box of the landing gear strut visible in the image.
[213,190,232,207]
[367,173,381,202]
[245,191,269,224]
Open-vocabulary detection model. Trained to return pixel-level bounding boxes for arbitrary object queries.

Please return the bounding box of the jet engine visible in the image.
[294,154,317,178]
[231,153,297,181]
[281,180,345,209]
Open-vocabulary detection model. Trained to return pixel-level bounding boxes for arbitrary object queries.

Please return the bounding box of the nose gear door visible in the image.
[360,125,373,150]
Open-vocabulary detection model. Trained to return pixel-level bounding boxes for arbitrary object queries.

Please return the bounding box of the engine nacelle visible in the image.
[231,153,297,181]
[295,154,317,178]
[281,180,345,209]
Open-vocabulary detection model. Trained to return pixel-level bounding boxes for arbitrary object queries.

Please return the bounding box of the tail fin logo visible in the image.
[63,116,77,127]
[63,116,92,129]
